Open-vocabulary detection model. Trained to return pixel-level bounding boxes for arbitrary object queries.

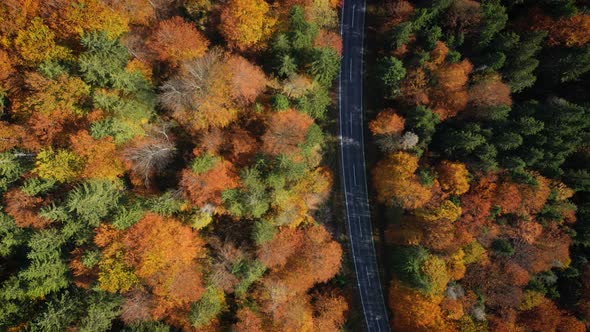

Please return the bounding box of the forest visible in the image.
[0,0,348,331]
[368,0,590,331]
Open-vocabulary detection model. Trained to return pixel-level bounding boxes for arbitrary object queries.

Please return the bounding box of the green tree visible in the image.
[503,32,546,92]
[19,229,69,299]
[78,32,129,87]
[390,22,413,50]
[30,291,79,332]
[516,98,590,176]
[289,6,318,51]
[271,94,290,111]
[296,85,331,119]
[234,260,266,298]
[379,56,406,98]
[278,54,297,77]
[491,238,514,257]
[223,168,272,218]
[0,212,26,257]
[66,180,122,227]
[78,291,122,332]
[310,47,340,86]
[405,106,440,154]
[191,153,221,174]
[479,0,508,47]
[189,286,226,328]
[565,169,590,192]
[391,244,450,295]
[0,152,27,193]
[545,45,590,83]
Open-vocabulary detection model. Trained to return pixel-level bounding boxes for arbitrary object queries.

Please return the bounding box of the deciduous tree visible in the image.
[4,189,50,228]
[71,131,125,180]
[122,126,176,186]
[372,152,432,209]
[147,16,209,66]
[180,154,239,207]
[14,17,70,65]
[227,55,267,105]
[33,149,83,183]
[261,109,314,156]
[437,161,470,196]
[159,50,238,131]
[123,213,206,319]
[219,0,276,51]
[369,109,405,136]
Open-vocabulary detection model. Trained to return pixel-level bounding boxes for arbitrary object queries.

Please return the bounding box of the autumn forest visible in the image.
[0,0,346,331]
[1,0,590,331]
[371,0,590,331]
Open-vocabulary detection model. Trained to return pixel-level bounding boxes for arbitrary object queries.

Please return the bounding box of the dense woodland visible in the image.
[0,0,349,331]
[369,0,590,331]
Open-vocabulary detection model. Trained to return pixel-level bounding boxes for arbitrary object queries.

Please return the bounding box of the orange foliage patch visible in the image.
[147,16,209,66]
[369,109,405,136]
[262,109,314,156]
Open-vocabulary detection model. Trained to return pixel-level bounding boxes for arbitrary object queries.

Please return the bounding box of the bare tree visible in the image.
[376,131,419,152]
[158,48,222,114]
[121,289,152,325]
[123,124,176,185]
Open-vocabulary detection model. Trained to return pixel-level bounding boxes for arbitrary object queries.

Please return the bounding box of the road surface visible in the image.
[339,1,391,331]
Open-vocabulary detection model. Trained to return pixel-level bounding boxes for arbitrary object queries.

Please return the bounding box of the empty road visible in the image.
[339,1,391,331]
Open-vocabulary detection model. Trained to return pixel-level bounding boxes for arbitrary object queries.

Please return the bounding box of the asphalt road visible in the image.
[339,1,391,331]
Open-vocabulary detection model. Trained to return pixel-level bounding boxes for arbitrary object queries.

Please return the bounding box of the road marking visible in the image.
[352,164,357,185]
[359,216,363,238]
[349,58,353,81]
[352,4,356,27]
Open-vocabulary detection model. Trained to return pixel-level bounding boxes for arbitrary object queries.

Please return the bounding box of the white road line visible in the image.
[352,164,357,185]
[349,58,353,81]
[359,216,363,238]
[352,4,356,27]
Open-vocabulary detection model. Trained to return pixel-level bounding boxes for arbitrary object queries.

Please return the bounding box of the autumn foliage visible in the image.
[371,2,589,331]
[147,16,209,66]
[0,0,345,330]
[369,109,405,136]
[262,109,314,156]
[220,0,276,51]
[372,152,431,209]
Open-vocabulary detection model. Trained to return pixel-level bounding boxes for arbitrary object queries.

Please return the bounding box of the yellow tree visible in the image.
[33,148,83,182]
[14,17,70,65]
[437,160,470,196]
[219,0,276,51]
[389,279,447,331]
[414,200,462,222]
[95,224,139,293]
[372,152,432,209]
[48,0,129,39]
